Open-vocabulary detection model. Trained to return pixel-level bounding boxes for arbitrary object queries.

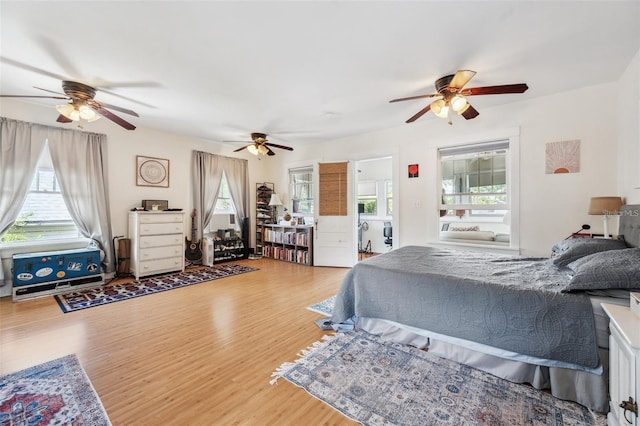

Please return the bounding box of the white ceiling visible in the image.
[1,1,638,150]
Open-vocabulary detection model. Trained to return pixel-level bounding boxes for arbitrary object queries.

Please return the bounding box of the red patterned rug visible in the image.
[55,264,257,313]
[0,354,111,425]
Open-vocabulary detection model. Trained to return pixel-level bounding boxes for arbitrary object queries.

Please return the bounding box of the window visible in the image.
[214,172,236,214]
[289,166,314,214]
[357,181,377,215]
[438,140,512,246]
[1,142,81,243]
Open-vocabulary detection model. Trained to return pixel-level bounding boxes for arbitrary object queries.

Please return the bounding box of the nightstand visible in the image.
[601,303,639,426]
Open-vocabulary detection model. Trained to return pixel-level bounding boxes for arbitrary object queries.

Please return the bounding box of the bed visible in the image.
[331,204,640,413]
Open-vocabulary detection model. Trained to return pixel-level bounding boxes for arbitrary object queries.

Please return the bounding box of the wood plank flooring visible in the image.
[0,259,357,425]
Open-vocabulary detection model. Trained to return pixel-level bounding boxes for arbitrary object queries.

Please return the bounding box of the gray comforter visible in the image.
[331,245,599,369]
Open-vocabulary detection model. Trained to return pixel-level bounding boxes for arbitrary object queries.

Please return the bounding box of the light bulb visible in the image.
[451,95,468,112]
[247,145,259,155]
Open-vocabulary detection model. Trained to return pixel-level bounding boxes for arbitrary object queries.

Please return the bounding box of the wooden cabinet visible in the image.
[263,224,313,265]
[129,211,185,280]
[256,182,275,256]
[602,303,639,426]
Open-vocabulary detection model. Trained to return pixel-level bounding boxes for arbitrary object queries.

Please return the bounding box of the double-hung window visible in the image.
[214,172,236,215]
[438,140,511,244]
[289,166,314,214]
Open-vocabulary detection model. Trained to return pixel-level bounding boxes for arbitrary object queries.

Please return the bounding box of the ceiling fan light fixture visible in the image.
[257,144,268,155]
[56,103,75,120]
[451,95,468,112]
[431,99,449,118]
[247,144,259,155]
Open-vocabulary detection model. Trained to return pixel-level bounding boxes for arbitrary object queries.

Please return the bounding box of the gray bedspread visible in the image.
[331,245,599,369]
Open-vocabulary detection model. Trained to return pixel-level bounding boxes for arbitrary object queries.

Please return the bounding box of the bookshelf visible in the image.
[262,224,313,266]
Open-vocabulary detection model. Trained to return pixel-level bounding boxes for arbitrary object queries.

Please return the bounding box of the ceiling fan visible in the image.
[0,80,138,130]
[390,70,528,125]
[230,133,294,156]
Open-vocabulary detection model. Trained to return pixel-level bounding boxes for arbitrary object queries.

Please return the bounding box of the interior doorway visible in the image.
[355,157,393,260]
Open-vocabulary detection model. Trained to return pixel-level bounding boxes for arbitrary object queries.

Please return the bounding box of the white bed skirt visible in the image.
[357,316,609,413]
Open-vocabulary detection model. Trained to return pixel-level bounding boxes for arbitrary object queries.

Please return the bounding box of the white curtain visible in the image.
[0,118,47,282]
[223,156,249,224]
[192,151,223,240]
[191,151,249,240]
[47,127,115,273]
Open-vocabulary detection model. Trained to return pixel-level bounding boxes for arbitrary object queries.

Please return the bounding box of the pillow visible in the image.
[449,225,480,232]
[562,248,640,292]
[550,237,627,267]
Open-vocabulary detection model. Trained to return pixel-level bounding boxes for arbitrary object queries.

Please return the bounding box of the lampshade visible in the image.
[268,193,283,206]
[247,145,258,155]
[56,102,100,123]
[257,144,268,155]
[431,99,449,118]
[451,95,468,112]
[588,197,623,215]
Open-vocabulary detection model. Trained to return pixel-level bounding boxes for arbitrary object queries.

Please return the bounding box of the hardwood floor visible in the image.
[0,259,357,425]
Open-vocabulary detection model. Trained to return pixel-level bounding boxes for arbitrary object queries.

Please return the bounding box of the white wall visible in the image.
[617,50,640,203]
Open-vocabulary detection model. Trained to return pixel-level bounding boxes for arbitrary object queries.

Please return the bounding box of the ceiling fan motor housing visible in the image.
[61,81,96,100]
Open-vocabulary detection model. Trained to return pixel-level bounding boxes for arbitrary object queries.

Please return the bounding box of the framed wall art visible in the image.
[136,155,170,188]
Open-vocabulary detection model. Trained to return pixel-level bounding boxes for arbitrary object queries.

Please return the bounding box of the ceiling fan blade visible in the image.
[56,114,73,123]
[264,142,294,151]
[34,86,67,96]
[0,94,68,99]
[462,83,529,96]
[233,145,250,152]
[460,104,480,120]
[90,100,139,117]
[266,146,276,156]
[406,103,433,123]
[449,70,476,90]
[92,106,136,130]
[389,93,441,103]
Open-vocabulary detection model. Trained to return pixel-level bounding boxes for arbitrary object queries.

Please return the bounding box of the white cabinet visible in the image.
[602,303,639,426]
[129,211,185,280]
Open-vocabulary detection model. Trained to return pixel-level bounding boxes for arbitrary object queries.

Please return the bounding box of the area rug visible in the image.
[271,330,605,426]
[55,264,257,313]
[0,354,111,425]
[306,295,335,316]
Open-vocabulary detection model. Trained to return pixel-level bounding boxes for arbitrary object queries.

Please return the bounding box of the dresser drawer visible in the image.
[139,257,184,275]
[139,222,183,235]
[140,234,183,248]
[140,245,183,261]
[138,213,183,224]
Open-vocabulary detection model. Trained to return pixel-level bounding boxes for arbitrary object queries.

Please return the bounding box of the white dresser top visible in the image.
[601,303,640,349]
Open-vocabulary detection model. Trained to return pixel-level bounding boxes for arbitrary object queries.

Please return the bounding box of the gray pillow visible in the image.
[551,237,627,267]
[562,248,640,292]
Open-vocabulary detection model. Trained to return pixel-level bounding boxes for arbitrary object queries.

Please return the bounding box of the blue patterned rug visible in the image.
[0,354,111,425]
[55,264,257,313]
[272,330,605,425]
[307,295,335,316]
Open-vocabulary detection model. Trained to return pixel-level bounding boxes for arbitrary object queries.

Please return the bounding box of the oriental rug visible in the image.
[271,330,605,426]
[55,264,257,313]
[0,354,111,425]
[306,295,335,316]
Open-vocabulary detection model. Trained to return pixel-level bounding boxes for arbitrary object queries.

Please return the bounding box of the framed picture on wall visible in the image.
[136,155,170,188]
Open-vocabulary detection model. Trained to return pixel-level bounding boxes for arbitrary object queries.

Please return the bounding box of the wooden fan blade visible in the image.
[266,146,276,156]
[92,106,136,130]
[91,100,139,117]
[460,104,480,120]
[389,93,441,103]
[462,83,529,96]
[233,145,250,152]
[0,94,68,99]
[406,103,433,123]
[56,114,73,123]
[264,142,293,151]
[449,70,476,90]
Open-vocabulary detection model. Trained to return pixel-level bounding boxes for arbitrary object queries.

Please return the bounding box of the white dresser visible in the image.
[128,211,185,280]
[602,303,639,426]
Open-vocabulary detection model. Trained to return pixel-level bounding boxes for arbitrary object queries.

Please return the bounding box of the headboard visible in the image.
[618,204,640,248]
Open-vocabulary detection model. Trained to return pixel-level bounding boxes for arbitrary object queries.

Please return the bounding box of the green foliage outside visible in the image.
[1,213,34,243]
